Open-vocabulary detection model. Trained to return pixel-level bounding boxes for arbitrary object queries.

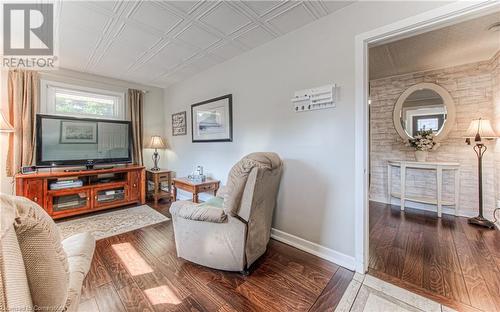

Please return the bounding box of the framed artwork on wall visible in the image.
[191,94,233,143]
[172,111,187,136]
[59,120,97,144]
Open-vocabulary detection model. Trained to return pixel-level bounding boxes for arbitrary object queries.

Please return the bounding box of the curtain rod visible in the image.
[40,71,151,94]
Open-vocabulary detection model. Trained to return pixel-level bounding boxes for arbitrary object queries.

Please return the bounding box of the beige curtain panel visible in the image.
[128,89,144,165]
[6,70,39,177]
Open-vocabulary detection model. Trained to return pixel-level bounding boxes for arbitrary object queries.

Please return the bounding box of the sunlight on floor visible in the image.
[144,285,182,305]
[112,242,153,276]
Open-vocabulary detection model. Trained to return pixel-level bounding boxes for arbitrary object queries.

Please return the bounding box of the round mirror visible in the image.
[393,83,455,142]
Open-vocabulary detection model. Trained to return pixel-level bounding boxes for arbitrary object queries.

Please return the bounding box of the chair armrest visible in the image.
[170,201,227,223]
[216,185,228,198]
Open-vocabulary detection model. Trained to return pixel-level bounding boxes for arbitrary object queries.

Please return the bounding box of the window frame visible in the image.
[40,80,126,120]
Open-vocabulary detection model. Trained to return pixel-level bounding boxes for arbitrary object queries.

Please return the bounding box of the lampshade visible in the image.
[465,118,497,141]
[0,111,14,133]
[147,135,167,149]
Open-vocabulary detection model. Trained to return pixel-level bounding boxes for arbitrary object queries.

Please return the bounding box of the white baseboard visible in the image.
[369,197,477,218]
[270,228,356,271]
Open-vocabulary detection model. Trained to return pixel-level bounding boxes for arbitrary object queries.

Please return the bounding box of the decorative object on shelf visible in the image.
[147,135,167,171]
[59,120,98,144]
[291,84,336,112]
[408,129,436,162]
[172,111,187,136]
[0,111,14,133]
[187,165,206,183]
[465,118,497,229]
[191,94,233,142]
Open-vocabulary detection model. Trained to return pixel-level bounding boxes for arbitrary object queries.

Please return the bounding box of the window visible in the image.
[41,80,126,120]
[417,118,439,131]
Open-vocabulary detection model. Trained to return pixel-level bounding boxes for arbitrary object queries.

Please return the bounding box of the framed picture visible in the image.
[60,120,98,144]
[191,94,232,142]
[172,111,187,136]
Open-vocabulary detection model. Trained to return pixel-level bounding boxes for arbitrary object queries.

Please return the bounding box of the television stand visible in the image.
[15,165,145,219]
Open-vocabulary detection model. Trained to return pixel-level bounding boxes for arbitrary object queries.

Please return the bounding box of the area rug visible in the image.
[56,205,169,240]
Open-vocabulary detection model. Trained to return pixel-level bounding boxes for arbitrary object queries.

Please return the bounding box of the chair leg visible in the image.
[240,269,250,276]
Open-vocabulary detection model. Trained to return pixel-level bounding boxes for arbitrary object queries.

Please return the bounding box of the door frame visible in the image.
[353,0,500,273]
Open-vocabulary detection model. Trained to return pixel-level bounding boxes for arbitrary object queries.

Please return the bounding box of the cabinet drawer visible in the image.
[198,184,217,192]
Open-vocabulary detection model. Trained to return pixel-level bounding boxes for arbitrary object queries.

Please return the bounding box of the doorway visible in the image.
[355,2,500,311]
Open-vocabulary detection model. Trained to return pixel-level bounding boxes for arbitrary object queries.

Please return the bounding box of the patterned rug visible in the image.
[56,205,169,240]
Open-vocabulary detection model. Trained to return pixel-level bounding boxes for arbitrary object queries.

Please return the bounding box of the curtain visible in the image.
[128,89,144,165]
[6,70,39,177]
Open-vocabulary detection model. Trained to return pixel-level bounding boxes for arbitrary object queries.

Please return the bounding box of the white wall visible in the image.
[164,1,449,258]
[0,68,166,194]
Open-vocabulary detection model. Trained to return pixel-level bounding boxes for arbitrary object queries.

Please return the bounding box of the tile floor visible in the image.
[335,274,456,312]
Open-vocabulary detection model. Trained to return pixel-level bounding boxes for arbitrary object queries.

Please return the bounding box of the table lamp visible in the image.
[0,111,14,132]
[147,135,167,171]
[465,118,497,229]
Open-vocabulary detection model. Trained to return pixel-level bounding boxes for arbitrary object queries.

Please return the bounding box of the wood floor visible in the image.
[369,201,500,312]
[78,200,353,312]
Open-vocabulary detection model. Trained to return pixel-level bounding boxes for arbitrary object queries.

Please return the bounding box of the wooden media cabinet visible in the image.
[15,165,145,219]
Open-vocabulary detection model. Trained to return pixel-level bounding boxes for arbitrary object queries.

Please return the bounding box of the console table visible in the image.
[172,177,220,203]
[387,161,460,217]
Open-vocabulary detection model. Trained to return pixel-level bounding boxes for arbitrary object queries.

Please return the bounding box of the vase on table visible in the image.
[415,150,428,162]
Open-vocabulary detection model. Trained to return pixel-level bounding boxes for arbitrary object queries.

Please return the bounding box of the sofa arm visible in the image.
[170,201,227,223]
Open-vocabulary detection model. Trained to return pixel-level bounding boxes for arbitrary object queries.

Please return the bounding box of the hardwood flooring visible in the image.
[369,201,500,312]
[79,200,353,311]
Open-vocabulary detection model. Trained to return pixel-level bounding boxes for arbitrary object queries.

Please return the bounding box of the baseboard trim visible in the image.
[270,228,356,271]
[369,197,477,218]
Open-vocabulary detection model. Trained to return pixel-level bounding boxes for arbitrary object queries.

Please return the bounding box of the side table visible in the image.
[172,177,220,203]
[146,169,172,205]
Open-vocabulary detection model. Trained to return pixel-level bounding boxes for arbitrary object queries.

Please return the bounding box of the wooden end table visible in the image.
[146,169,173,205]
[172,177,220,203]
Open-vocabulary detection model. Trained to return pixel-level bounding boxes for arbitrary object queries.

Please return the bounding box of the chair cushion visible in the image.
[62,232,95,312]
[0,194,69,311]
[170,200,227,223]
[200,196,224,209]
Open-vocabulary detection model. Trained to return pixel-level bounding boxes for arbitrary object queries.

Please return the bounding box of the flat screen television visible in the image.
[36,114,132,168]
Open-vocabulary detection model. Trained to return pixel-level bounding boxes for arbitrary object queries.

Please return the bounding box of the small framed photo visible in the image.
[60,120,97,144]
[172,111,187,136]
[191,94,233,143]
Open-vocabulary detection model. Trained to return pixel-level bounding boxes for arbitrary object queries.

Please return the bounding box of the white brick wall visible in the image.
[370,51,500,220]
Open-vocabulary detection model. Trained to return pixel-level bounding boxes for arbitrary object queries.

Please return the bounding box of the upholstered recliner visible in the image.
[170,152,283,272]
[0,194,95,312]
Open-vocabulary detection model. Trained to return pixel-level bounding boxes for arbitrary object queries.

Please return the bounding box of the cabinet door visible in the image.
[93,183,128,209]
[23,179,44,207]
[128,170,141,202]
[48,189,91,217]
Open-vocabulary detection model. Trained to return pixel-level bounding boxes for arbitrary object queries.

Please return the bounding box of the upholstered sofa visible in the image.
[170,152,283,272]
[0,194,95,312]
